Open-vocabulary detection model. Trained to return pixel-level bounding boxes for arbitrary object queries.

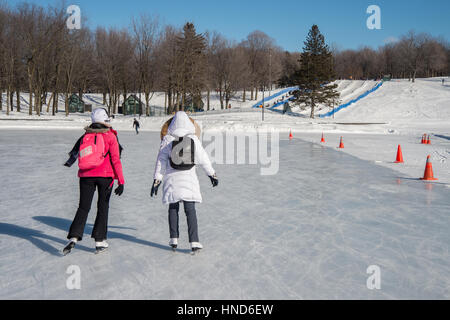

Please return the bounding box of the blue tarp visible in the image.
[318,82,383,118]
[252,87,297,108]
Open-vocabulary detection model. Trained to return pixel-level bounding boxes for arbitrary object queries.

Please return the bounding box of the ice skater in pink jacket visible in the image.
[63,108,125,255]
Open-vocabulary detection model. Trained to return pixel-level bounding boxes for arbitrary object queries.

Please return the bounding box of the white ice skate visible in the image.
[190,242,203,255]
[169,238,178,251]
[95,241,109,254]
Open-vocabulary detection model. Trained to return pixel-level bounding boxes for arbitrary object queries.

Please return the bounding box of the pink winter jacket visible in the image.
[78,126,125,185]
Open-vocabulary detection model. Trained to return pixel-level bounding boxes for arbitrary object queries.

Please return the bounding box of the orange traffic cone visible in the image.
[321,133,325,143]
[421,134,426,144]
[338,136,344,148]
[426,135,431,144]
[395,145,404,163]
[289,131,293,140]
[421,155,438,181]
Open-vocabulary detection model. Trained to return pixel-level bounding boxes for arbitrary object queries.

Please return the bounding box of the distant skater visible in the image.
[63,108,125,255]
[133,118,140,135]
[151,111,218,254]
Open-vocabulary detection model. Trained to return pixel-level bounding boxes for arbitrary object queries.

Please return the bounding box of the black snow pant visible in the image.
[168,201,199,243]
[68,177,113,242]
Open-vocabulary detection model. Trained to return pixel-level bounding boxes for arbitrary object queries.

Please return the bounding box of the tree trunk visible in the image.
[43,92,48,105]
[29,91,33,115]
[0,90,2,111]
[145,92,150,116]
[225,92,230,108]
[173,91,177,111]
[108,92,112,115]
[176,92,180,112]
[207,89,210,111]
[181,92,186,108]
[15,90,20,111]
[34,90,40,116]
[255,87,258,100]
[117,92,120,114]
[10,90,14,112]
[250,88,254,100]
[65,93,69,116]
[103,92,107,105]
[243,89,246,102]
[52,92,58,116]
[6,88,10,115]
[48,92,54,113]
[139,89,142,115]
[167,89,172,115]
[310,98,315,119]
[27,64,34,115]
[219,89,224,109]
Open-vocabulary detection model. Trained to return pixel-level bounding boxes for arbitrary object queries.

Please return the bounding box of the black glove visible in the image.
[114,184,124,196]
[209,174,218,187]
[151,180,161,197]
[64,152,78,167]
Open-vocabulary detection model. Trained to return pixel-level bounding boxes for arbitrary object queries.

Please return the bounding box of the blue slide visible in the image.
[318,82,383,118]
[252,87,297,108]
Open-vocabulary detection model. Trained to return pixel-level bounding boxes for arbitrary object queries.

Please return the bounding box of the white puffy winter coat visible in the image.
[153,112,215,205]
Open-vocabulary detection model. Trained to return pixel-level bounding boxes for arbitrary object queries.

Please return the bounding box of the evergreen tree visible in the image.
[176,22,206,110]
[292,25,339,118]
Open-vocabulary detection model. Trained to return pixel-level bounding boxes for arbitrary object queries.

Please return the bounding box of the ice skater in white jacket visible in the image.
[151,111,218,252]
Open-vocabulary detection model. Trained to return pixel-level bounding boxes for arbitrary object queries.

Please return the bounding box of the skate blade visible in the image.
[62,243,76,256]
[95,247,108,255]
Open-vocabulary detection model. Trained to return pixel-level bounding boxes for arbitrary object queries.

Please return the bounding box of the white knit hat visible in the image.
[91,108,110,124]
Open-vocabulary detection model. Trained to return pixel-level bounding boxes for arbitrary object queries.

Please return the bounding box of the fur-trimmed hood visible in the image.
[84,123,112,134]
[160,113,201,140]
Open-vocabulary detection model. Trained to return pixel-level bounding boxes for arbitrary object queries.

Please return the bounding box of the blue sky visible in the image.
[7,0,450,51]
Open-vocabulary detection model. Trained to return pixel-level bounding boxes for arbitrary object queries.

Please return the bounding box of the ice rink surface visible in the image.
[0,130,449,299]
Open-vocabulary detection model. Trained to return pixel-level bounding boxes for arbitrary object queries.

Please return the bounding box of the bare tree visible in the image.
[132,14,161,116]
[241,31,275,100]
[398,31,428,82]
[157,26,181,114]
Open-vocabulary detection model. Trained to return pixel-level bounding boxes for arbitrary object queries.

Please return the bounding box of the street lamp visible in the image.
[269,48,272,98]
[262,83,265,122]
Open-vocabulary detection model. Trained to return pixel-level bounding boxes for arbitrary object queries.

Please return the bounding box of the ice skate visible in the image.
[95,241,109,254]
